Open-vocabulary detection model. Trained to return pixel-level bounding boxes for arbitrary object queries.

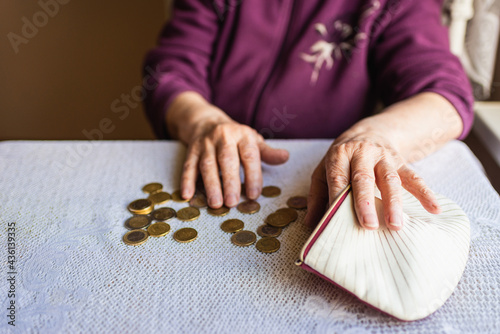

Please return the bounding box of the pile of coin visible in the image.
[122,182,200,246]
[218,187,307,254]
[122,182,308,255]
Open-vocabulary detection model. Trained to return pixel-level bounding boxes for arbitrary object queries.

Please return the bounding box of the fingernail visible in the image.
[389,213,402,227]
[182,189,190,199]
[248,188,259,199]
[363,214,378,228]
[209,196,222,207]
[225,194,238,207]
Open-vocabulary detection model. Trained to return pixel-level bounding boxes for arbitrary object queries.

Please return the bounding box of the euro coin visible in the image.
[237,200,260,214]
[128,199,154,215]
[151,207,176,221]
[256,224,282,238]
[189,194,207,208]
[231,230,257,247]
[123,229,149,246]
[287,196,308,210]
[142,182,163,194]
[256,237,280,253]
[207,206,230,216]
[220,219,244,233]
[148,191,171,205]
[147,222,171,237]
[177,207,201,221]
[266,212,292,228]
[276,208,298,223]
[172,190,190,202]
[262,186,281,198]
[173,227,198,243]
[125,215,152,230]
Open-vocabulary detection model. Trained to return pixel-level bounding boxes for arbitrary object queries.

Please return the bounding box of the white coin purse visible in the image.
[296,185,470,321]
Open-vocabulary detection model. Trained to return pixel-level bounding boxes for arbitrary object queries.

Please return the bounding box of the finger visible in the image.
[238,139,262,200]
[304,162,330,228]
[199,139,223,208]
[325,145,351,206]
[258,141,289,165]
[181,143,201,199]
[350,152,379,230]
[399,165,441,214]
[375,160,403,231]
[216,140,241,207]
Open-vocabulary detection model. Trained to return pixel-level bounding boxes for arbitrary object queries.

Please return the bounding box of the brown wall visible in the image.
[0,1,168,140]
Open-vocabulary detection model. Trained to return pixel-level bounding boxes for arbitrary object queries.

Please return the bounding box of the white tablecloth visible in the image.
[0,140,499,333]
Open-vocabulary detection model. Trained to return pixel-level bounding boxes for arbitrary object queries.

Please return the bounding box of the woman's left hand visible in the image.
[304,127,441,231]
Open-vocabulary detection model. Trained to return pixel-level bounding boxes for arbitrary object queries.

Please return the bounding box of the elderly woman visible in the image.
[143,0,474,231]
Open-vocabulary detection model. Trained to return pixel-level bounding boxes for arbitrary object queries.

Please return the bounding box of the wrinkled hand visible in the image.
[181,121,289,208]
[304,131,441,231]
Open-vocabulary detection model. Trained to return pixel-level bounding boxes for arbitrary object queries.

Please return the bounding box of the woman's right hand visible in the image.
[167,92,289,208]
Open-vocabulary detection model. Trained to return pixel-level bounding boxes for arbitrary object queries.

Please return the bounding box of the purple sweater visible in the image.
[144,0,474,140]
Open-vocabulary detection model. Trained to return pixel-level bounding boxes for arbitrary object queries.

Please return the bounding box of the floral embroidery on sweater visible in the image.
[301,0,381,84]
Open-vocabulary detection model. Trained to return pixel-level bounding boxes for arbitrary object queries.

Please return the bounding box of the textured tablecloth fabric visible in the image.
[0,140,499,333]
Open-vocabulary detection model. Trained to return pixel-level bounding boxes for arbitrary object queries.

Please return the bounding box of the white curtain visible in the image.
[445,0,500,100]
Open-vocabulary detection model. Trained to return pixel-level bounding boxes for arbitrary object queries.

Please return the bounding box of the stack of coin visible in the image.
[128,199,154,215]
[123,182,200,246]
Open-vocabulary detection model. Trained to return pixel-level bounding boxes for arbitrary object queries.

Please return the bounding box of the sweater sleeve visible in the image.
[143,0,219,138]
[369,0,474,139]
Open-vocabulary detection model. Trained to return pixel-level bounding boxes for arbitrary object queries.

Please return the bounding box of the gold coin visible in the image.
[151,207,176,221]
[231,230,257,247]
[128,199,154,215]
[147,222,171,237]
[148,191,171,205]
[276,207,298,223]
[262,186,281,198]
[256,237,281,253]
[172,190,190,202]
[142,182,163,194]
[266,212,292,228]
[256,224,282,238]
[124,215,152,230]
[177,207,201,221]
[189,194,207,208]
[123,229,149,246]
[287,196,308,210]
[207,206,230,216]
[237,200,261,214]
[220,219,244,233]
[173,227,198,243]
